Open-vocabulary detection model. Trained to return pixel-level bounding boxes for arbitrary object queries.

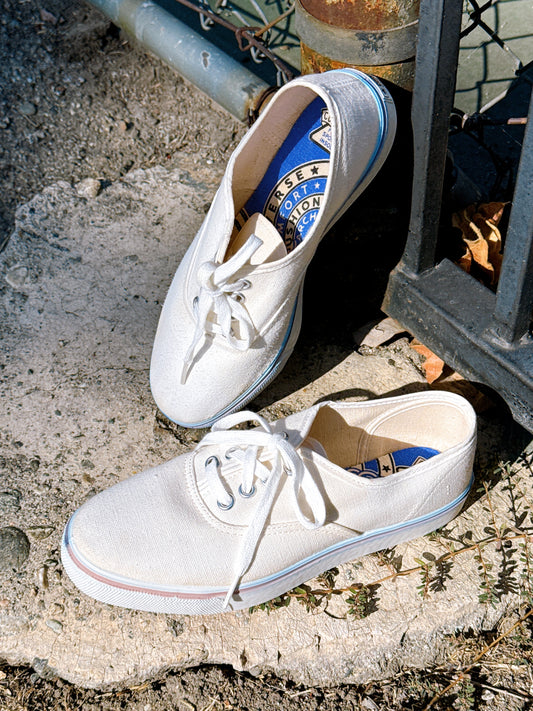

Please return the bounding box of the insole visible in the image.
[346,446,440,479]
[235,96,331,254]
[304,437,440,479]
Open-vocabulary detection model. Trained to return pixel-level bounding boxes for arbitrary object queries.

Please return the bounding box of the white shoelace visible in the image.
[181,235,262,384]
[197,411,327,609]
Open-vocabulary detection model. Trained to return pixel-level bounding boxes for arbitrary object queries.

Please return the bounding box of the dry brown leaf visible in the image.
[456,248,472,273]
[452,201,506,286]
[410,339,446,384]
[410,341,494,412]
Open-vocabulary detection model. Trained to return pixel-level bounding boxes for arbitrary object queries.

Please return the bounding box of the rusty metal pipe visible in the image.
[295,0,420,90]
[85,0,270,121]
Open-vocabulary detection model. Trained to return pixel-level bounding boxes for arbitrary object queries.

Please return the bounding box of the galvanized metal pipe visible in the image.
[86,0,270,121]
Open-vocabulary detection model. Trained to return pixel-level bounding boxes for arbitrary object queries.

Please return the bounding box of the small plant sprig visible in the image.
[250,527,533,616]
[422,607,533,710]
[454,674,476,711]
[250,459,533,617]
[345,583,378,619]
[414,556,432,599]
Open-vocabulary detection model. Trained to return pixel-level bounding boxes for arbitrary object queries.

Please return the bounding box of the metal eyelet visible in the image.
[231,292,245,303]
[224,447,238,460]
[238,484,256,499]
[241,279,251,290]
[205,455,220,468]
[217,494,234,511]
[280,431,289,440]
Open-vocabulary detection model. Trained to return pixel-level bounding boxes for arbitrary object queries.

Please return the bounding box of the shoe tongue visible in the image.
[225,213,287,265]
[301,436,328,459]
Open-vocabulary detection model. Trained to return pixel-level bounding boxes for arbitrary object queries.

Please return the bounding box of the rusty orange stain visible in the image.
[300,0,419,30]
[300,43,415,91]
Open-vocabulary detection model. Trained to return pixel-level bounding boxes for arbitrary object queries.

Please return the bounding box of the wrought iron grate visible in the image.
[383,0,533,432]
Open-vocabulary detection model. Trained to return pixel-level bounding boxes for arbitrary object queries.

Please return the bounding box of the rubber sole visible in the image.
[61,477,471,615]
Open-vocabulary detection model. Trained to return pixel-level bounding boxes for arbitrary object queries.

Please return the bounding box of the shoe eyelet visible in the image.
[280,431,289,440]
[238,484,256,499]
[217,494,234,511]
[241,279,251,290]
[192,296,199,310]
[225,447,238,460]
[205,455,220,468]
[231,292,245,303]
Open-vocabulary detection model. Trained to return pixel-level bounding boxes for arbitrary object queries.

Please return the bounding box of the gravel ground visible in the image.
[1,1,532,709]
[0,0,245,250]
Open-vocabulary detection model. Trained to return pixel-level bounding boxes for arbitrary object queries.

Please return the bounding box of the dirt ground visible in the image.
[1,1,533,709]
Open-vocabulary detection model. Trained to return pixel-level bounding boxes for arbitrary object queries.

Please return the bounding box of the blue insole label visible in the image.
[346,446,440,479]
[236,97,330,253]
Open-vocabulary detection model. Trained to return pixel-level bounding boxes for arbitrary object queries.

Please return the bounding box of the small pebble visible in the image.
[0,489,21,514]
[5,264,28,289]
[27,525,54,540]
[40,8,58,24]
[0,526,30,571]
[37,565,49,589]
[76,178,101,199]
[0,116,10,129]
[118,119,128,132]
[46,619,63,634]
[18,101,37,116]
[34,482,51,494]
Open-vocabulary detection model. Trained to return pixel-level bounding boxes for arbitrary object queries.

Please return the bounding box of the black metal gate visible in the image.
[383,0,533,432]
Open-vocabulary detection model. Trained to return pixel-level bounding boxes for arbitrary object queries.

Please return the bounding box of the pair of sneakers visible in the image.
[61,69,477,614]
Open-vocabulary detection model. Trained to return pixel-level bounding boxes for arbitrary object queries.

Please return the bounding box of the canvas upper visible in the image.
[62,391,476,614]
[150,69,397,427]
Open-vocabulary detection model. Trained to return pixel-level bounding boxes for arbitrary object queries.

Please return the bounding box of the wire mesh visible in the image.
[172,0,297,85]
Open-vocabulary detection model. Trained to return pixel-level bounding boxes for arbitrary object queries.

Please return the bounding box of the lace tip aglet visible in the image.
[223,576,240,611]
[222,590,233,611]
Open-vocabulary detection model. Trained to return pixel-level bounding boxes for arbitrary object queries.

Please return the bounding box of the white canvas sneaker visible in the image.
[150,69,397,427]
[61,391,476,615]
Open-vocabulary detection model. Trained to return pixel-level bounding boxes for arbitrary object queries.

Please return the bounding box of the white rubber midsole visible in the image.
[61,479,471,615]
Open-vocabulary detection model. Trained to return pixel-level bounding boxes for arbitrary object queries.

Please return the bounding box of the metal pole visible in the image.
[86,0,270,122]
[491,89,533,345]
[399,0,463,275]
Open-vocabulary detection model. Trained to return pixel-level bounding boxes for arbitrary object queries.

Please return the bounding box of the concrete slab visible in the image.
[1,167,532,689]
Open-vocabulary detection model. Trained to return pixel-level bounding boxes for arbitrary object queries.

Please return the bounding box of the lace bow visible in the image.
[181,236,262,383]
[197,411,327,609]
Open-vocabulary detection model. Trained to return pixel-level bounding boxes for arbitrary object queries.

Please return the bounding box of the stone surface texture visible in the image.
[1,168,532,689]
